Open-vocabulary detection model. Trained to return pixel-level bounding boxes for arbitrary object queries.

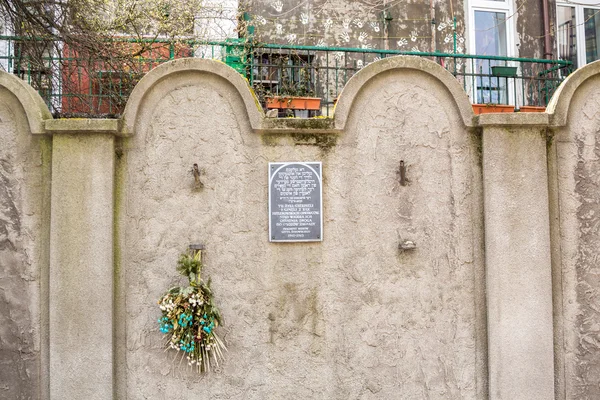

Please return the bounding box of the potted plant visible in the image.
[264,64,321,117]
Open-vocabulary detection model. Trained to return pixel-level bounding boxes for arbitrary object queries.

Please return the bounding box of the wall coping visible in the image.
[547,59,600,126]
[121,58,265,136]
[45,119,121,134]
[477,113,550,127]
[333,56,476,129]
[0,71,52,134]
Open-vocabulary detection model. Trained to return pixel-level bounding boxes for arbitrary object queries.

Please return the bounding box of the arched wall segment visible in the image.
[122,58,265,135]
[0,71,52,133]
[0,71,52,399]
[546,58,600,399]
[547,59,600,126]
[115,50,487,398]
[333,56,476,130]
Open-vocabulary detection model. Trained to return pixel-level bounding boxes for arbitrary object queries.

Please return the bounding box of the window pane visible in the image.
[474,11,508,103]
[558,6,577,67]
[475,11,507,56]
[584,8,600,63]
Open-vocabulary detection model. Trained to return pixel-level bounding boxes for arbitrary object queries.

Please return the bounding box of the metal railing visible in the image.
[0,35,573,117]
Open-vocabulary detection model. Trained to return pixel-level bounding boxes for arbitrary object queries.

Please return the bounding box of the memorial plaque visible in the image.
[269,162,323,242]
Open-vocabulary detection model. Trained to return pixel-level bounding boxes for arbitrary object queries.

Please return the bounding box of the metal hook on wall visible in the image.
[399,160,408,186]
[192,163,203,189]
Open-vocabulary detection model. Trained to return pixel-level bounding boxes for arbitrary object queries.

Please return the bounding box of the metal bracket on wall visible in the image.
[189,243,205,262]
[398,239,417,252]
[399,160,408,186]
[192,164,203,189]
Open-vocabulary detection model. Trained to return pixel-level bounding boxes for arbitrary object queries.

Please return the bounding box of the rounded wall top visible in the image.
[122,58,265,136]
[0,71,52,134]
[547,59,600,126]
[333,56,476,129]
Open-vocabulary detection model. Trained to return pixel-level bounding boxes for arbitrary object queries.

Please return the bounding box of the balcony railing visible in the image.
[0,36,573,118]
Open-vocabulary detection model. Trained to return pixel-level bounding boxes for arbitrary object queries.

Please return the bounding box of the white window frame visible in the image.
[468,0,516,58]
[466,0,517,104]
[557,0,600,68]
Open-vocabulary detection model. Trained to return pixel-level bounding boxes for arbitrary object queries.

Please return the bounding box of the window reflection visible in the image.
[584,8,600,64]
[475,10,508,104]
[557,6,577,68]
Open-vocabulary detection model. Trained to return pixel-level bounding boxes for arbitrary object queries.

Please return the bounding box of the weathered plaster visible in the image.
[44,118,120,134]
[0,72,52,134]
[49,133,115,400]
[547,59,600,127]
[550,72,600,399]
[122,58,265,136]
[0,85,51,399]
[482,124,554,400]
[245,0,466,54]
[117,56,485,399]
[7,55,600,399]
[334,56,475,130]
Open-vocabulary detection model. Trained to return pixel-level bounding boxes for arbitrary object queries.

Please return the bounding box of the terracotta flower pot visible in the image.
[518,106,546,113]
[472,104,515,114]
[265,96,321,110]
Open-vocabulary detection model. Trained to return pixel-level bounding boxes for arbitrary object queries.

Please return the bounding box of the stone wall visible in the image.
[0,77,52,399]
[547,65,600,399]
[1,56,600,399]
[115,58,484,399]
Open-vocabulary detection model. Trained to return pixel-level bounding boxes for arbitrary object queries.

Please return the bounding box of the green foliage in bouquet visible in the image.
[158,251,227,373]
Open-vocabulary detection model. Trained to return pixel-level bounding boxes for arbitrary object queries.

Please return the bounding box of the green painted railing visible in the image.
[0,35,573,117]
